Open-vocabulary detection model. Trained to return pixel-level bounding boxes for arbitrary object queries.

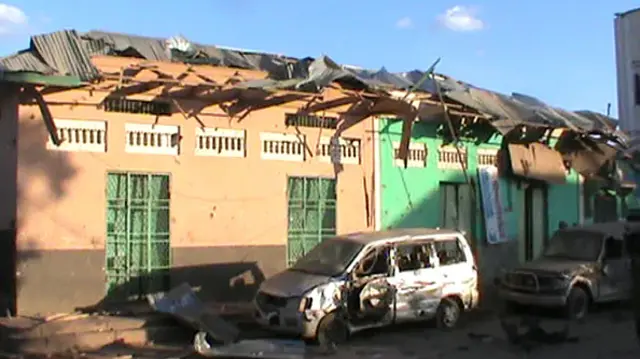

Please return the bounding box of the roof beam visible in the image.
[296,95,360,114]
[222,91,314,121]
[21,85,60,145]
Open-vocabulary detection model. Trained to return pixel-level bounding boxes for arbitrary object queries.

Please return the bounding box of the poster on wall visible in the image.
[478,166,509,244]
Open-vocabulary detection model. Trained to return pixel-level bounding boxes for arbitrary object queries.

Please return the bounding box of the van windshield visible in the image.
[543,229,603,261]
[291,237,364,277]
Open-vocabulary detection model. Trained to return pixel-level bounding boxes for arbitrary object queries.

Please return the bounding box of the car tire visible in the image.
[565,286,589,320]
[436,297,462,330]
[317,311,349,347]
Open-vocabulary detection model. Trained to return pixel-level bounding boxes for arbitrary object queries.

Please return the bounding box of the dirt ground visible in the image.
[324,309,640,359]
[3,307,638,359]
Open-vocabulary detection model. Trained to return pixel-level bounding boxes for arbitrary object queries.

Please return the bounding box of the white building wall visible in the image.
[615,8,640,143]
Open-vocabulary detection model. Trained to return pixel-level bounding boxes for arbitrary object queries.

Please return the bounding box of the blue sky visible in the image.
[0,0,637,117]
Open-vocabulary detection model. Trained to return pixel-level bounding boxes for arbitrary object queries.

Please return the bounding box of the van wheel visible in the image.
[565,286,589,320]
[436,297,462,330]
[317,312,349,347]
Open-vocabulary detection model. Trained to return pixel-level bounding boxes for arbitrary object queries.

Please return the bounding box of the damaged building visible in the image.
[0,29,635,316]
[375,82,634,296]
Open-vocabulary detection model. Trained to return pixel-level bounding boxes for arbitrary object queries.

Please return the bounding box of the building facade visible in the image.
[6,56,375,315]
[1,28,630,316]
[375,118,628,300]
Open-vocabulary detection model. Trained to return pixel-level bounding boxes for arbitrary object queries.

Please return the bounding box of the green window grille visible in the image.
[105,172,171,301]
[287,177,337,267]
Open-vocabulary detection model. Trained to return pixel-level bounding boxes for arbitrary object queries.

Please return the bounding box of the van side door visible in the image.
[346,244,395,328]
[390,241,444,322]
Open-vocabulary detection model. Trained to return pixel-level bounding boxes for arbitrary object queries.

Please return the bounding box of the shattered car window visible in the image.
[291,237,364,277]
[543,229,604,261]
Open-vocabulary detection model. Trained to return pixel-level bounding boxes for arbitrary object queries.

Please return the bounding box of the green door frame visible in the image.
[286,176,337,267]
[105,171,172,300]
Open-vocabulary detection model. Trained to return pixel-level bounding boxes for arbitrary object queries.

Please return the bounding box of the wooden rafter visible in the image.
[21,85,60,145]
[222,91,314,121]
[297,95,360,114]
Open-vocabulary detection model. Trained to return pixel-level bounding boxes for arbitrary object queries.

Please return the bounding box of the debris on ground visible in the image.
[0,312,189,356]
[194,331,306,359]
[151,284,309,358]
[148,283,240,344]
[499,315,579,352]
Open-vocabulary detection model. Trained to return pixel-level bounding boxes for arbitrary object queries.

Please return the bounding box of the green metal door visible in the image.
[106,172,171,300]
[287,177,337,266]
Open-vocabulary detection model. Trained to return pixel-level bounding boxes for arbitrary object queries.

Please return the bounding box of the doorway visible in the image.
[523,184,548,261]
[286,176,337,267]
[105,172,171,301]
[0,229,16,316]
[439,182,473,236]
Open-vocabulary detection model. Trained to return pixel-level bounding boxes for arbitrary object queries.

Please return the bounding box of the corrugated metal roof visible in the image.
[83,31,274,71]
[0,28,624,140]
[81,37,112,57]
[0,51,55,74]
[30,30,100,81]
[84,30,170,61]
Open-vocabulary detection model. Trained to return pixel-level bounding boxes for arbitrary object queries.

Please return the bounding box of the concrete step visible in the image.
[4,325,193,355]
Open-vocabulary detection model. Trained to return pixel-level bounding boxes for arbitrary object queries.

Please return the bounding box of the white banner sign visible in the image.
[478,166,508,244]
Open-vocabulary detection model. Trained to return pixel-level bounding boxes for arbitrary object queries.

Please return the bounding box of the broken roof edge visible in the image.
[0,28,623,138]
[0,71,84,87]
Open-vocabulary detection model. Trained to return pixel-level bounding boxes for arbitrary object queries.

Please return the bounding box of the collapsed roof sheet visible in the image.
[0,51,56,74]
[30,30,100,81]
[0,29,621,138]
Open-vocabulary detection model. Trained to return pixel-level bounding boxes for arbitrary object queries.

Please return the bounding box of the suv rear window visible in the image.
[434,237,467,266]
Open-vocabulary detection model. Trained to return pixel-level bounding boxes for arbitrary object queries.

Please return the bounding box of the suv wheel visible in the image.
[565,286,589,320]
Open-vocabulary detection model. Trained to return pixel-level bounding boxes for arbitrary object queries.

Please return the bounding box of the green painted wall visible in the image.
[378,118,583,263]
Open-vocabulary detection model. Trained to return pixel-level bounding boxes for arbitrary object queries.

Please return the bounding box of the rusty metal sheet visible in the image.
[508,143,567,184]
[567,142,618,178]
[147,283,239,344]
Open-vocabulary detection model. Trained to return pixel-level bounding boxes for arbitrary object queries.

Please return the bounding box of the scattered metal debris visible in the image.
[194,332,306,359]
[467,331,495,343]
[499,315,578,352]
[148,283,240,344]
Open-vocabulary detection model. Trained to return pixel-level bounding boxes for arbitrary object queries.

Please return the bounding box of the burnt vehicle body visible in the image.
[498,222,640,319]
[253,228,479,344]
[624,213,640,344]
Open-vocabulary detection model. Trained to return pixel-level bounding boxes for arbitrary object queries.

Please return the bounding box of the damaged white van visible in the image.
[253,228,479,344]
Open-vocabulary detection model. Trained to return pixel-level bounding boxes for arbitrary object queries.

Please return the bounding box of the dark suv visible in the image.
[498,222,637,319]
